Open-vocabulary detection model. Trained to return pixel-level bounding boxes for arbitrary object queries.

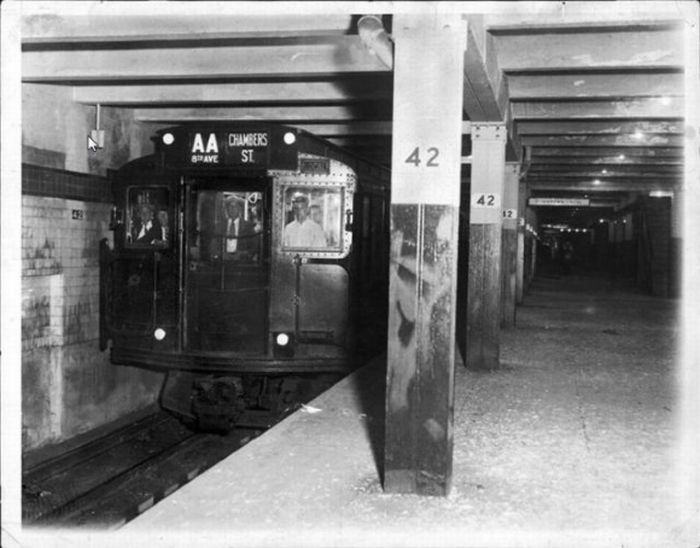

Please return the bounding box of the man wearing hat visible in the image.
[283,192,327,248]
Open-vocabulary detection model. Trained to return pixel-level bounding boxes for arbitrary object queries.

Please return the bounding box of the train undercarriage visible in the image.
[161,370,342,432]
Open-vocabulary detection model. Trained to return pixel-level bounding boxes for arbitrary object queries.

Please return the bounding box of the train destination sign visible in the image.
[188,131,270,166]
[529,197,591,207]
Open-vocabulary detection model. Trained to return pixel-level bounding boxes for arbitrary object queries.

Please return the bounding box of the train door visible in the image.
[183,177,269,354]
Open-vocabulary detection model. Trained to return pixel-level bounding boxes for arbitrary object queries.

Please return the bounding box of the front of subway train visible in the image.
[100,124,363,431]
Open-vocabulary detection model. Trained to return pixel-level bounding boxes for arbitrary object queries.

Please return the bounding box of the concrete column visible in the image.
[466,122,506,370]
[516,180,527,304]
[384,14,465,497]
[501,162,519,327]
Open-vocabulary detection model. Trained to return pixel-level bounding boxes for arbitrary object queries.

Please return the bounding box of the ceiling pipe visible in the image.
[357,15,393,69]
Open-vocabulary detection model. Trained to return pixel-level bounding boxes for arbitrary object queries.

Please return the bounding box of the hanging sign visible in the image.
[529,197,591,207]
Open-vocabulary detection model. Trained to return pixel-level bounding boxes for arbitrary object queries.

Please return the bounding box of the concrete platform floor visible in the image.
[25,274,699,547]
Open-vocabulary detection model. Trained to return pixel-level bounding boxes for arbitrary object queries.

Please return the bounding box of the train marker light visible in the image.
[154,328,166,341]
[283,132,296,145]
[273,332,294,358]
[162,133,175,145]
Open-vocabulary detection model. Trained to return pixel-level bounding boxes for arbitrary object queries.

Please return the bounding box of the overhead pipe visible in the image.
[357,15,393,69]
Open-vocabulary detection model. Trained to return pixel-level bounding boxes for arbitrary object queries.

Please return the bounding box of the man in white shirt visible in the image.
[283,193,327,248]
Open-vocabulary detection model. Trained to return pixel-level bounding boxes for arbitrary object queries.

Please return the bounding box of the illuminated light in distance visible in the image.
[154,328,166,341]
[632,130,644,140]
[599,218,605,223]
[602,169,608,174]
[162,133,175,145]
[593,179,601,185]
[618,154,626,160]
[659,96,672,106]
[283,132,296,145]
[276,333,290,346]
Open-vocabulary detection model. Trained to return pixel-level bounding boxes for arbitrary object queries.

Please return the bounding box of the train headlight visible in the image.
[273,332,294,358]
[162,133,175,145]
[283,132,296,145]
[154,328,166,341]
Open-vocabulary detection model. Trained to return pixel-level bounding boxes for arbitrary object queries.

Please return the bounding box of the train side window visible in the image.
[281,186,342,252]
[125,187,171,248]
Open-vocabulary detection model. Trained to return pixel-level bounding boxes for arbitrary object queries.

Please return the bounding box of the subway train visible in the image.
[100,123,390,430]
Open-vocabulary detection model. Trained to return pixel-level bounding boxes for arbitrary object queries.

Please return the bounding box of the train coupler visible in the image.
[192,376,246,432]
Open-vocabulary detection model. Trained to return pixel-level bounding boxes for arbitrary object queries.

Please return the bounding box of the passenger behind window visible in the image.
[130,202,163,245]
[222,196,258,261]
[156,209,169,244]
[283,193,327,248]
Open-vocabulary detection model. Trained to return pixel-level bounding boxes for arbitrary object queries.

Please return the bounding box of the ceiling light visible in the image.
[618,154,626,160]
[593,179,601,185]
[602,169,608,174]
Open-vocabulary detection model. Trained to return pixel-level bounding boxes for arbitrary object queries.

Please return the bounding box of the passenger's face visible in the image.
[292,200,308,221]
[226,202,241,219]
[139,204,153,221]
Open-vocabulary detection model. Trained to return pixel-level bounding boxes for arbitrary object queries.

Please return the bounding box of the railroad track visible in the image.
[23,411,264,528]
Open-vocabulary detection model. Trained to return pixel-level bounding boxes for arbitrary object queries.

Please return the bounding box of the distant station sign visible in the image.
[529,197,591,207]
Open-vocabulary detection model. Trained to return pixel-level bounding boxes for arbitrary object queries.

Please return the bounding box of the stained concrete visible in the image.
[20,274,698,547]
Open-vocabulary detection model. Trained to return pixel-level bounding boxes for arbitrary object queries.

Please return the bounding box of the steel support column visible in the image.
[516,179,527,304]
[501,162,520,327]
[384,14,465,497]
[466,123,506,370]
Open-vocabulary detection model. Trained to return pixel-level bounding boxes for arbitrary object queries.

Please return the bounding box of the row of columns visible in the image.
[384,14,531,497]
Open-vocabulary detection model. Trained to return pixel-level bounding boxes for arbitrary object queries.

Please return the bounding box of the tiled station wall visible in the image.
[22,165,163,451]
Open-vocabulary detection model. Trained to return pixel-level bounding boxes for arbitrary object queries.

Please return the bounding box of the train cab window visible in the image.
[125,187,171,248]
[282,186,343,252]
[193,190,264,264]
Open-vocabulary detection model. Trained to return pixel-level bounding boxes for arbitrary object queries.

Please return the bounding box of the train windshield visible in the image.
[193,190,264,263]
[281,186,343,252]
[185,183,268,354]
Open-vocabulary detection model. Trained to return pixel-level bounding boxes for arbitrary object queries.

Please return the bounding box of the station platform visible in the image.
[28,274,697,548]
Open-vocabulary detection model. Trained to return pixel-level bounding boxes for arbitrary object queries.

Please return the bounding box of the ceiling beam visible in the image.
[528,165,682,176]
[521,134,683,147]
[516,119,682,135]
[529,146,682,157]
[529,173,680,182]
[508,71,683,100]
[530,155,682,165]
[23,37,389,82]
[22,14,355,44]
[483,5,686,26]
[72,79,394,106]
[529,180,678,192]
[133,105,390,123]
[512,98,683,119]
[494,27,682,72]
[292,121,476,137]
[462,15,508,121]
